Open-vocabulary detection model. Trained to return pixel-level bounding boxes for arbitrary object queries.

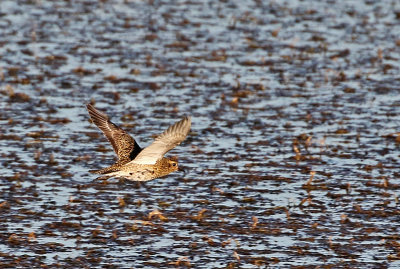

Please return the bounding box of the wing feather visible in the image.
[129,116,191,164]
[86,104,142,163]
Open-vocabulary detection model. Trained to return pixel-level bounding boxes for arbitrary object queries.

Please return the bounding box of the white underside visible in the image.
[105,170,155,182]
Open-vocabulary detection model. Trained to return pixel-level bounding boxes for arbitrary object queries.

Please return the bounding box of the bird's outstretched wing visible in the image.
[129,116,191,165]
[86,104,142,163]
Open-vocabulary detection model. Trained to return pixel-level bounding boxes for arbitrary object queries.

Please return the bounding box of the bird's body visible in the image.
[100,157,177,181]
[86,104,191,181]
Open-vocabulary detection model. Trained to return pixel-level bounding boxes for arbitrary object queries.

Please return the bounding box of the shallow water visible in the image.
[1,0,400,268]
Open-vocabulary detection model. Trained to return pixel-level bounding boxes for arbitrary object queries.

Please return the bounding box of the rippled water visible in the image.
[1,0,400,268]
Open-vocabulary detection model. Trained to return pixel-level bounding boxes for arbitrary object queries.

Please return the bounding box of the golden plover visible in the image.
[86,104,191,181]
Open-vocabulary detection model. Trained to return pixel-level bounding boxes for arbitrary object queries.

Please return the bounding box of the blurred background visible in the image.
[1,0,400,267]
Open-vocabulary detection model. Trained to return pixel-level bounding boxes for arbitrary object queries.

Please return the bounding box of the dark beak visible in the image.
[178,166,188,176]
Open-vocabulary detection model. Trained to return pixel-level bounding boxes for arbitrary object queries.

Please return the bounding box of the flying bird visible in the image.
[86,104,191,181]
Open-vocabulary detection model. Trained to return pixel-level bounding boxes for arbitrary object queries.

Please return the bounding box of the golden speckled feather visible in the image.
[86,104,191,181]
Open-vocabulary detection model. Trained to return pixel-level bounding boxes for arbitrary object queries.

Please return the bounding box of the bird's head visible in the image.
[167,159,179,172]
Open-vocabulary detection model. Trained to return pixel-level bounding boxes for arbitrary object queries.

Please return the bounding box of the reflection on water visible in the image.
[1,0,400,267]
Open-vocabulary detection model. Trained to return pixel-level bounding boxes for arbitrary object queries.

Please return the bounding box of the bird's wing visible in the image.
[86,104,142,163]
[129,116,191,164]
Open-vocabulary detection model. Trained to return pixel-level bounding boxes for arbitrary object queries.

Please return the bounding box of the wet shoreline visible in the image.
[1,0,400,268]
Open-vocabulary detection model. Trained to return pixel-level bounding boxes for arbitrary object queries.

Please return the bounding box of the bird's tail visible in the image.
[89,169,103,174]
[89,164,120,175]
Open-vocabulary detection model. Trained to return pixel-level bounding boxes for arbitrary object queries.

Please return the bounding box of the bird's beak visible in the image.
[178,166,187,176]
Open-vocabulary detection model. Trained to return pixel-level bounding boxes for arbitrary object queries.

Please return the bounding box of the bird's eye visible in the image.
[172,163,177,166]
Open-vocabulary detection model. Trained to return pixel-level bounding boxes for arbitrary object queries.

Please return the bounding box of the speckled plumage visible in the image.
[86,104,191,181]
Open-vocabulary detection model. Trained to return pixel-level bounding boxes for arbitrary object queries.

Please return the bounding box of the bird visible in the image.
[86,103,191,181]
